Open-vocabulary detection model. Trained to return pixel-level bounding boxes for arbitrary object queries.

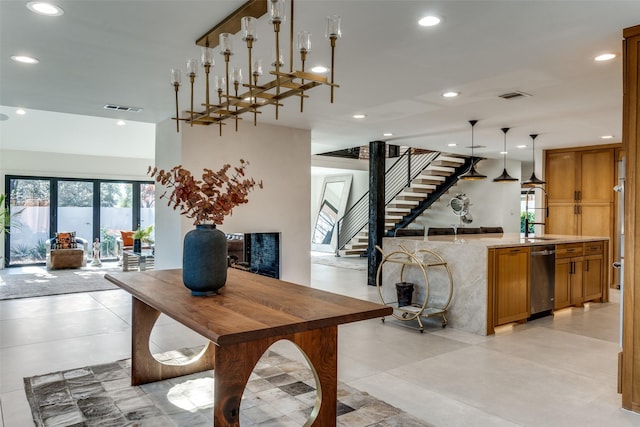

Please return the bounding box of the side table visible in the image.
[122,250,155,272]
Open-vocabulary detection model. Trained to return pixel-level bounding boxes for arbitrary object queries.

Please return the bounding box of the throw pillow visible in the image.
[55,231,77,249]
[120,231,134,247]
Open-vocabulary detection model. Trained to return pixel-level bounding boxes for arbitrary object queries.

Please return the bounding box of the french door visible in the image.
[4,176,154,266]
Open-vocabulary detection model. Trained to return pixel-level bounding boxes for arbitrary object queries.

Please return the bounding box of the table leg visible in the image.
[214,326,338,426]
[130,296,216,386]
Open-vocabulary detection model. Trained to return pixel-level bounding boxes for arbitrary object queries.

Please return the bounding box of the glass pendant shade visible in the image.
[297,31,312,53]
[253,59,263,77]
[326,15,342,38]
[214,76,225,91]
[269,0,285,23]
[219,33,234,55]
[493,127,518,182]
[232,67,243,84]
[460,119,487,180]
[521,134,546,187]
[241,16,258,41]
[201,47,214,67]
[170,68,182,85]
[186,59,198,77]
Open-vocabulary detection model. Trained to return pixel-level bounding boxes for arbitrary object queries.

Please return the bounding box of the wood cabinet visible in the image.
[546,147,615,237]
[494,246,530,326]
[583,241,604,301]
[488,239,607,333]
[554,242,604,310]
[554,243,583,309]
[546,146,617,289]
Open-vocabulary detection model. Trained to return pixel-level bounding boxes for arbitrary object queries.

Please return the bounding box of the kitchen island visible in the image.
[380,233,609,335]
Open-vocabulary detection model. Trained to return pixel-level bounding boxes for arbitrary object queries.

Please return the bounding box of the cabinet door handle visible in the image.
[577,190,582,201]
[585,260,589,272]
[574,190,578,201]
[578,205,582,215]
[574,205,578,214]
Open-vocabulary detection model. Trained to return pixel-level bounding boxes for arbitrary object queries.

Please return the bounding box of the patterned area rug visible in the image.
[24,347,433,427]
[0,263,121,300]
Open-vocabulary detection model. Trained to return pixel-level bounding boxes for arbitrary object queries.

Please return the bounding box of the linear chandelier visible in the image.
[170,0,341,134]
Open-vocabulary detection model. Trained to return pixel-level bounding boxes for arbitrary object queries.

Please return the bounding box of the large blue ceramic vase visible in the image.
[182,224,228,296]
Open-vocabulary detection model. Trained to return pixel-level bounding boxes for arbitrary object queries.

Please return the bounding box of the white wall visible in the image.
[152,118,182,270]
[175,120,312,286]
[414,158,522,233]
[0,149,153,181]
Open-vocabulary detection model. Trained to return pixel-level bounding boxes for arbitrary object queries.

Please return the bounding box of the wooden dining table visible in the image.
[105,268,392,426]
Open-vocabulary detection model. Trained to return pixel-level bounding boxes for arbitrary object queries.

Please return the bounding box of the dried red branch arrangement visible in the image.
[148,159,263,225]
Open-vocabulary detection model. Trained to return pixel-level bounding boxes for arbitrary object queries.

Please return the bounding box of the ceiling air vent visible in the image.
[103,104,143,113]
[498,91,532,100]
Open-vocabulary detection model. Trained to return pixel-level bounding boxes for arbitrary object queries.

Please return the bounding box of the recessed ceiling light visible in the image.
[517,144,527,149]
[116,120,126,126]
[500,151,508,155]
[353,114,366,119]
[418,15,441,27]
[27,2,64,16]
[601,135,614,139]
[11,55,39,64]
[383,132,393,137]
[447,143,457,147]
[594,53,616,62]
[16,108,26,115]
[311,66,328,73]
[442,91,460,98]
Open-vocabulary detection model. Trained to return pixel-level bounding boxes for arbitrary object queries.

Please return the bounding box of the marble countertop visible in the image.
[387,233,608,249]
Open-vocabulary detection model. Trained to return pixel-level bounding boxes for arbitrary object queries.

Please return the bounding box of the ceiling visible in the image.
[2,0,639,161]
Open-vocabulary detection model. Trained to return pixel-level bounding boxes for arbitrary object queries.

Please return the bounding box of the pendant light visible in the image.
[521,133,546,186]
[493,127,518,182]
[459,119,487,180]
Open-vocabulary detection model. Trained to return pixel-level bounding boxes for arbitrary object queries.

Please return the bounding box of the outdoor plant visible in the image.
[148,160,263,225]
[0,193,23,235]
[520,211,535,234]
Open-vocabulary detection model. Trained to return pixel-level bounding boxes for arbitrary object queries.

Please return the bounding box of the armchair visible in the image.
[46,234,89,269]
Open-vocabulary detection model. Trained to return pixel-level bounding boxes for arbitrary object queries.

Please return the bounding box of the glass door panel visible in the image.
[58,181,93,242]
[100,182,133,259]
[140,183,155,243]
[8,178,50,265]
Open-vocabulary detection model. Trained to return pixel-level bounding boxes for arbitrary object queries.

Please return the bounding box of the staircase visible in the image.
[338,153,470,256]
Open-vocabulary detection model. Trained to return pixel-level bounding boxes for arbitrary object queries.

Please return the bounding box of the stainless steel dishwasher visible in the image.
[530,245,556,318]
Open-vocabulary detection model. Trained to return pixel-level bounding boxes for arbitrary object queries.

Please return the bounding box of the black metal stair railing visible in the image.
[387,156,479,235]
[334,150,440,255]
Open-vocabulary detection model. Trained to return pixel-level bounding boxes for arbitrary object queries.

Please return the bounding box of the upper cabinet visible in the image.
[545,145,619,291]
[545,146,617,238]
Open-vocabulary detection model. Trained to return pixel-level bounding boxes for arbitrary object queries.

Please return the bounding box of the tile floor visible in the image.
[1,259,639,426]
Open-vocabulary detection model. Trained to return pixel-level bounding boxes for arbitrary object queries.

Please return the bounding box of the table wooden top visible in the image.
[105,268,392,346]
